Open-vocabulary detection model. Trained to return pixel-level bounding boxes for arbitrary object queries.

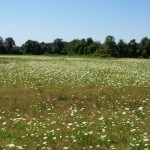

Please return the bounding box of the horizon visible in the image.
[0,0,150,46]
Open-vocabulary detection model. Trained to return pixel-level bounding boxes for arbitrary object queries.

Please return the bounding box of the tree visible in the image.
[4,37,15,54]
[0,36,3,46]
[65,39,79,55]
[52,39,65,54]
[0,37,7,54]
[12,46,21,54]
[85,42,100,54]
[87,37,94,46]
[138,37,150,58]
[78,39,87,54]
[117,39,128,57]
[102,35,118,57]
[145,39,150,58]
[40,42,50,54]
[24,40,42,54]
[128,39,138,58]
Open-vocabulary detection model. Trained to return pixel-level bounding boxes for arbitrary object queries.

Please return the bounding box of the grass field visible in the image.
[0,55,150,150]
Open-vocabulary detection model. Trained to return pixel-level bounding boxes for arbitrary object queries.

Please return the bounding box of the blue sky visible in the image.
[0,0,150,46]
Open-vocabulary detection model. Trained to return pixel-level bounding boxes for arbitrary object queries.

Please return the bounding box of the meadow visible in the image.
[0,55,150,150]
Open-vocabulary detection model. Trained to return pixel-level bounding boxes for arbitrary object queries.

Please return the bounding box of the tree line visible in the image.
[0,36,150,58]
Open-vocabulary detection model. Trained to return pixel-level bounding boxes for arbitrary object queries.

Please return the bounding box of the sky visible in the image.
[0,0,150,46]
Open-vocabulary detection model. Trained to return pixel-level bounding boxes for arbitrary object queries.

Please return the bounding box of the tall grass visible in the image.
[0,55,149,149]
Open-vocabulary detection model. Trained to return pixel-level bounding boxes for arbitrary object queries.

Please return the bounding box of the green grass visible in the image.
[0,55,150,150]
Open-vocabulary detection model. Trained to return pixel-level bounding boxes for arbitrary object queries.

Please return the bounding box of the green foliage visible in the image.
[117,39,128,57]
[85,42,101,54]
[23,40,42,55]
[0,35,150,58]
[128,39,138,58]
[0,37,3,45]
[0,37,7,54]
[52,39,65,54]
[87,37,94,45]
[4,37,15,54]
[138,37,150,58]
[102,35,118,57]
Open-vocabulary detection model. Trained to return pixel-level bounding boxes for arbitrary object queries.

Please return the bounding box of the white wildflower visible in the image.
[138,107,143,111]
[63,147,69,150]
[7,144,15,148]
